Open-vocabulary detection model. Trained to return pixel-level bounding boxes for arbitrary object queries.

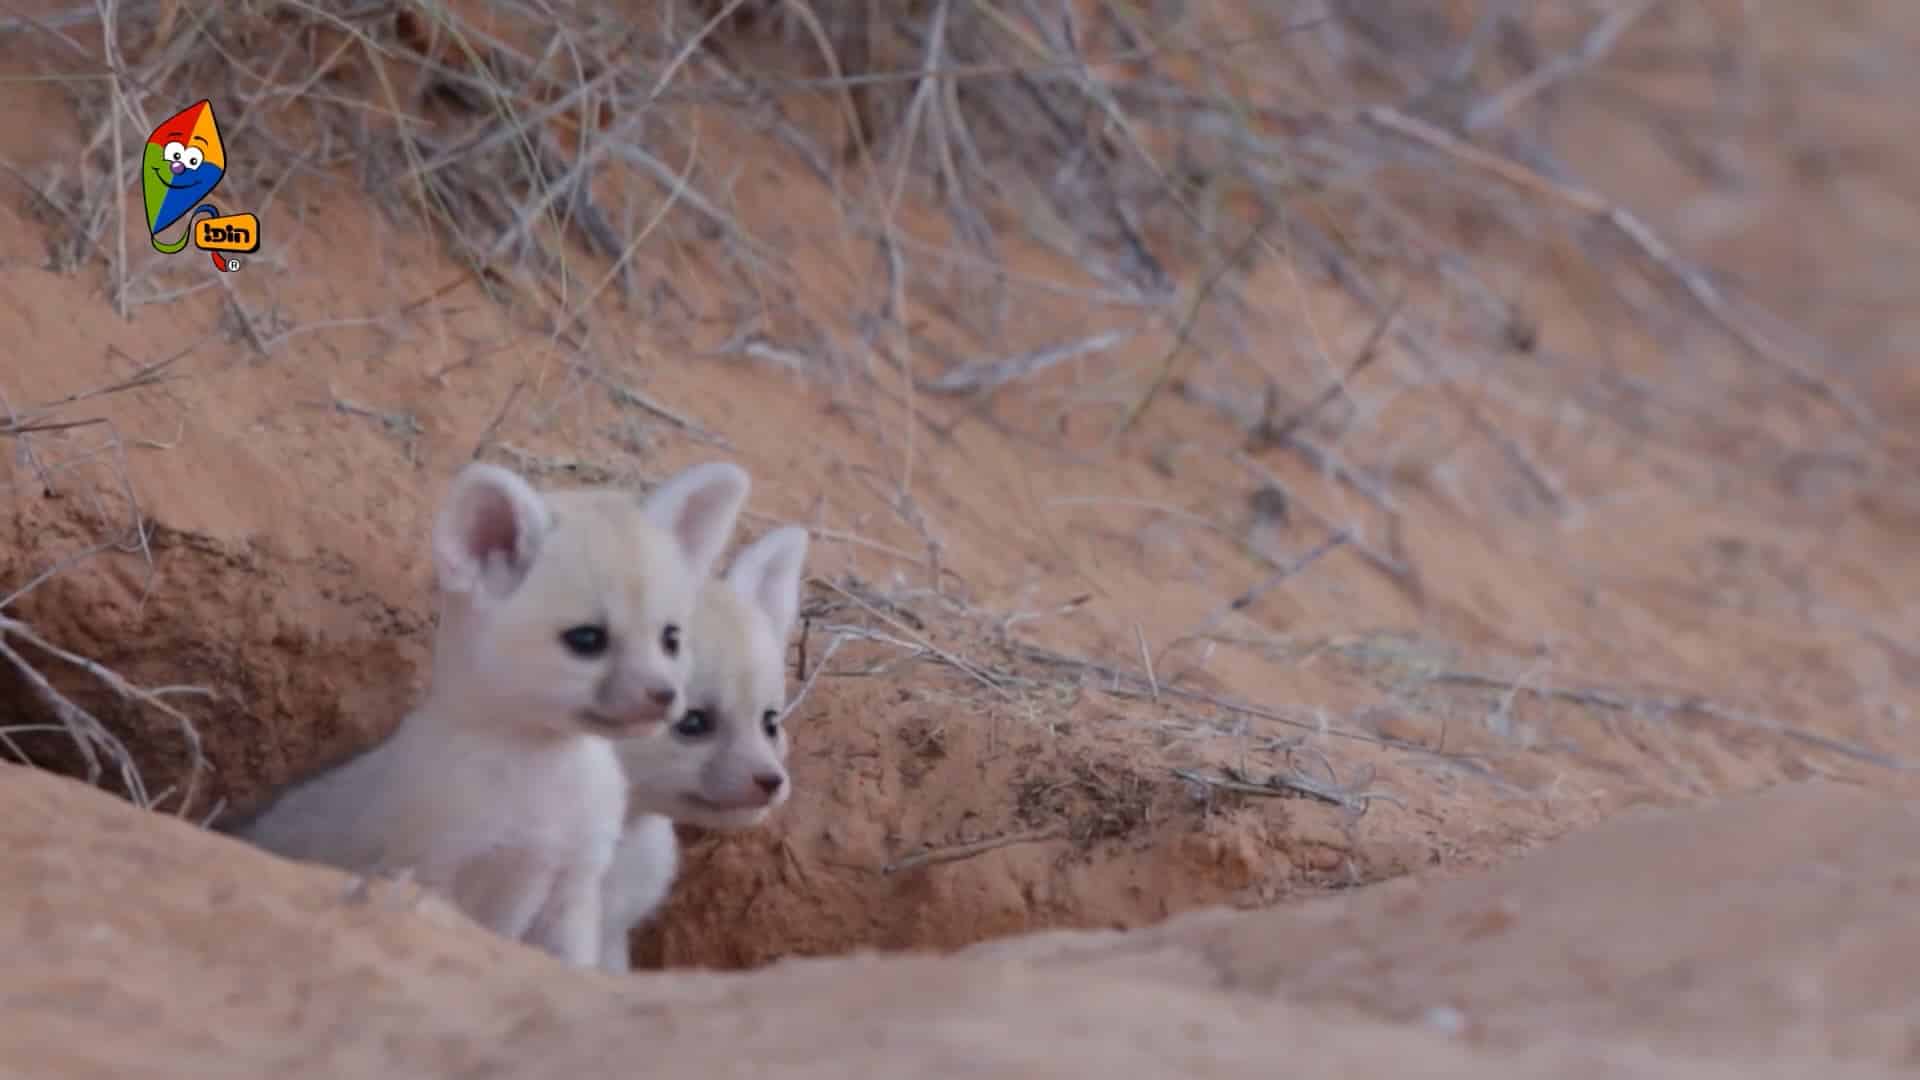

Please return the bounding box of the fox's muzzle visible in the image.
[576,703,671,735]
[582,668,684,735]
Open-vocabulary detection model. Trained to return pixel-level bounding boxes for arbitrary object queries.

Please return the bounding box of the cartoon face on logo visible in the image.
[142,100,226,243]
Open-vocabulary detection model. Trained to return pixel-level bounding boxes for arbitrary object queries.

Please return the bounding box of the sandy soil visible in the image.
[3,764,1917,1076]
[1,0,1917,1073]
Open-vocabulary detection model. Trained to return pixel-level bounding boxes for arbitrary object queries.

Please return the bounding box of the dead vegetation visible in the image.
[2,0,1875,403]
[0,0,1916,956]
[0,349,212,813]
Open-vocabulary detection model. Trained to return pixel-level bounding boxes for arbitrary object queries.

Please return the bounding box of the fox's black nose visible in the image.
[648,687,678,708]
[753,773,784,795]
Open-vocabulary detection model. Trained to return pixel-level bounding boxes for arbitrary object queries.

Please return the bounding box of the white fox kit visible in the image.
[598,524,810,972]
[220,459,751,969]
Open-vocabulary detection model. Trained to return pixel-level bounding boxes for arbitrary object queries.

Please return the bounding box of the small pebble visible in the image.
[1422,1005,1468,1036]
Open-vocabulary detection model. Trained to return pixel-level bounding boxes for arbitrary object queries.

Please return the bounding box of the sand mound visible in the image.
[1,764,1911,1077]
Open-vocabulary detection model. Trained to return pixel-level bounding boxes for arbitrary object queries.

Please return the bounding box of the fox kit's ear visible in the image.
[639,462,751,582]
[726,525,810,644]
[432,462,552,599]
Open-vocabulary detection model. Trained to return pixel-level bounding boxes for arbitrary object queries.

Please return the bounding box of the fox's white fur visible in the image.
[222,460,752,969]
[597,524,810,972]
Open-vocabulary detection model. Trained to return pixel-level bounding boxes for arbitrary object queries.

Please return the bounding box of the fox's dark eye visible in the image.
[660,623,681,658]
[762,708,781,737]
[559,624,610,658]
[674,708,715,738]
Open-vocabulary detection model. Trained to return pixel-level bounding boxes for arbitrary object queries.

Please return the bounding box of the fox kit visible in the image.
[598,524,810,972]
[222,459,751,969]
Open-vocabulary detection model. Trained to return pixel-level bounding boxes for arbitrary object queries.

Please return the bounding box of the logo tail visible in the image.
[151,203,219,255]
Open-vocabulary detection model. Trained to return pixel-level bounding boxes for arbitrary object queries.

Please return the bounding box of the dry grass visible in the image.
[0,357,214,813]
[0,1,1863,398]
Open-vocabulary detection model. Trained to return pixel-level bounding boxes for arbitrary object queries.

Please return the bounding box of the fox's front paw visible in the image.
[524,865,606,969]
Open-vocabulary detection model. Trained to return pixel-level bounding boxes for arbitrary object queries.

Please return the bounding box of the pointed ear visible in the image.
[725,525,809,644]
[639,462,751,583]
[431,462,551,598]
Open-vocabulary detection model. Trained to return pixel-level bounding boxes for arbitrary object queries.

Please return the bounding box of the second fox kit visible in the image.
[598,524,810,972]
[221,459,751,969]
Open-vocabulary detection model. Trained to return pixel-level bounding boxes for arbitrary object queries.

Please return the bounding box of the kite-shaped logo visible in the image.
[142,99,259,273]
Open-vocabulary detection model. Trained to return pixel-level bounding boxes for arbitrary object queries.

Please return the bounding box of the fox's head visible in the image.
[617,524,809,828]
[426,460,751,741]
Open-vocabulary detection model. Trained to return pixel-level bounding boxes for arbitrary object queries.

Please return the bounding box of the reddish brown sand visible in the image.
[1,0,1918,1074]
[3,765,1918,1075]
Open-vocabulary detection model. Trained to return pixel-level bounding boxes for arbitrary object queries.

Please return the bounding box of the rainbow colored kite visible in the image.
[143,100,230,270]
